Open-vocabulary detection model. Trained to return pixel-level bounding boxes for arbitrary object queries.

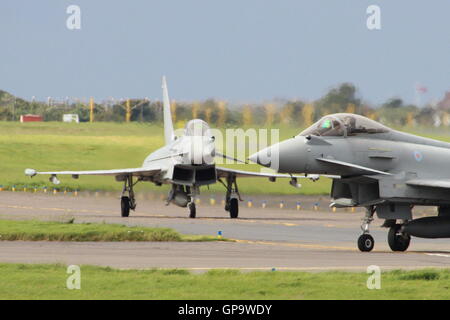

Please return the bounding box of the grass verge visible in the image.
[0,121,330,195]
[0,219,222,242]
[4,121,450,195]
[0,264,450,299]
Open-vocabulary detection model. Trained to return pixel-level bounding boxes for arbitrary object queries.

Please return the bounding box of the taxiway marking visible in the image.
[182,265,450,272]
[426,253,450,258]
[232,239,357,251]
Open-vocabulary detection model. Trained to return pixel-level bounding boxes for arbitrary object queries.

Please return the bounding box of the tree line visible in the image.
[1,83,449,128]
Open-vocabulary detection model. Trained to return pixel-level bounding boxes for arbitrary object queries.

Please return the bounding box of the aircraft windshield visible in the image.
[184,119,211,136]
[299,114,389,137]
[300,116,345,136]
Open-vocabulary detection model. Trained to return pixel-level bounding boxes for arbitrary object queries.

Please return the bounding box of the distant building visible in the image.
[63,114,79,123]
[20,114,43,122]
[438,92,450,111]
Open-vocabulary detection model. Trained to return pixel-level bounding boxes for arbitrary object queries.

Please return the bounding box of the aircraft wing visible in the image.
[25,167,161,178]
[215,167,331,180]
[216,167,292,179]
[406,179,450,189]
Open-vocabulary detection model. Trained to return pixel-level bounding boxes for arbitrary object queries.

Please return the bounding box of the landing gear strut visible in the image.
[221,175,241,219]
[187,186,197,219]
[357,206,375,252]
[188,201,196,219]
[121,175,137,217]
[388,223,410,252]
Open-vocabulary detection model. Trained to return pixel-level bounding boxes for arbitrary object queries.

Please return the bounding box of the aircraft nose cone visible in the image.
[248,152,258,164]
[250,138,306,173]
[249,146,273,168]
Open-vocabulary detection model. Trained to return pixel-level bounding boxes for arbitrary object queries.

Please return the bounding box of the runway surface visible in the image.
[0,192,449,271]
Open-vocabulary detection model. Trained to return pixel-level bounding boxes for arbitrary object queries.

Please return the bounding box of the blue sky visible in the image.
[0,0,449,105]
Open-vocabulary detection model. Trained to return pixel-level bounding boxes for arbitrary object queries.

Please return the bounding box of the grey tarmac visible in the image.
[0,192,449,271]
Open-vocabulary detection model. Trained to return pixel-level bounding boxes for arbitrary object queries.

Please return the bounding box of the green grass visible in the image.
[0,219,222,242]
[4,121,450,195]
[0,264,449,299]
[0,121,330,195]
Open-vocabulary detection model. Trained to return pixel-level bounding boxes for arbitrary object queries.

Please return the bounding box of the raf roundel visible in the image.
[413,151,423,162]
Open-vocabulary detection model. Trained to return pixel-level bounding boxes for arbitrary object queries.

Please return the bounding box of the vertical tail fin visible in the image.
[162,76,175,145]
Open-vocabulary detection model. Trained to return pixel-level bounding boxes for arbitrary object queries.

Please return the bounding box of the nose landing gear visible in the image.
[187,186,198,219]
[188,202,196,218]
[358,233,375,252]
[357,206,375,252]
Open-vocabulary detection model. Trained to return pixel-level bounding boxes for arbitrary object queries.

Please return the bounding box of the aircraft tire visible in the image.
[357,234,374,252]
[189,202,196,219]
[121,196,130,217]
[388,224,410,252]
[229,198,239,219]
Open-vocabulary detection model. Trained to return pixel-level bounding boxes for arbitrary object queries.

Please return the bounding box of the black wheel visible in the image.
[188,202,196,218]
[388,224,410,252]
[229,198,239,219]
[358,234,374,252]
[121,196,130,217]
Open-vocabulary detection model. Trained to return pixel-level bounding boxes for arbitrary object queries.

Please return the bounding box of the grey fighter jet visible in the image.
[250,113,450,252]
[25,77,305,219]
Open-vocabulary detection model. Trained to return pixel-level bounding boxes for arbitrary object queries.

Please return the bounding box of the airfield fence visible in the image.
[2,83,450,128]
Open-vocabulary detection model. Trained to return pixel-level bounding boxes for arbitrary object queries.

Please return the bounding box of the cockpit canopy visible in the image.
[184,119,212,136]
[299,113,389,137]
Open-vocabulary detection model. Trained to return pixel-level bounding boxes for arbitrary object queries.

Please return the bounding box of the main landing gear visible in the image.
[357,206,375,252]
[387,223,410,252]
[121,175,137,217]
[356,206,411,252]
[221,175,241,219]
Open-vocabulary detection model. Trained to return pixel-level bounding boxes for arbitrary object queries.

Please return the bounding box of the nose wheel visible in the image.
[357,206,375,252]
[358,234,375,252]
[186,186,198,218]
